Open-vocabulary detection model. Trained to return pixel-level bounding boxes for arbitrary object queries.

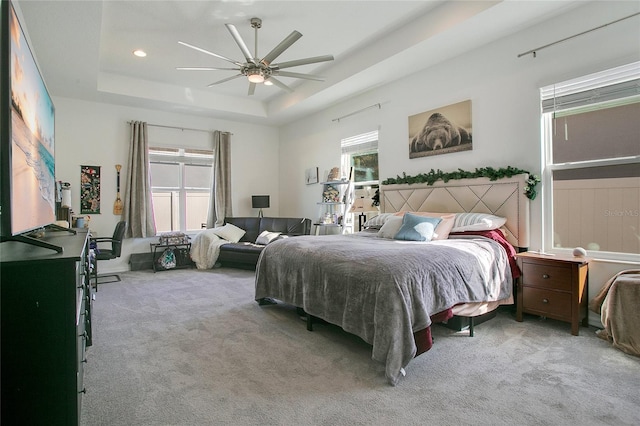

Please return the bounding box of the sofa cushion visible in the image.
[255,230,282,245]
[217,217,312,269]
[224,217,262,243]
[211,223,246,243]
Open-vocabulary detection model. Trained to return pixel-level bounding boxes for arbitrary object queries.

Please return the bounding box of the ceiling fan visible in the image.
[177,17,334,96]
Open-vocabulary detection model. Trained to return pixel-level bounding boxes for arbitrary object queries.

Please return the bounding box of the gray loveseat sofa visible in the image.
[217,217,312,269]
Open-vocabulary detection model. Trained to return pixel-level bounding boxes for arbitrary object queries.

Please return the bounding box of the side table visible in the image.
[150,242,193,272]
[516,251,590,335]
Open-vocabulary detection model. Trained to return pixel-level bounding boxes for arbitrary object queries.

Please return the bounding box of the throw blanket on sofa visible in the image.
[255,233,513,385]
[190,229,229,269]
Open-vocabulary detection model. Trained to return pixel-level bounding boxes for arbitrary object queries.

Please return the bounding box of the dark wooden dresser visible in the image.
[515,251,590,335]
[1,229,92,425]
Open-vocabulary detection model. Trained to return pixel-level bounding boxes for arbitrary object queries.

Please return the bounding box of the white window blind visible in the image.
[341,130,378,154]
[149,147,213,166]
[541,61,640,113]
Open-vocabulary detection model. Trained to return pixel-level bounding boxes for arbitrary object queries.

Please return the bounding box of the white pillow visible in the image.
[212,223,246,243]
[377,216,404,239]
[255,230,282,245]
[363,213,395,230]
[451,213,507,232]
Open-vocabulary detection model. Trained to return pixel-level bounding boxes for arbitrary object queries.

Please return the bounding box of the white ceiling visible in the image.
[16,0,583,126]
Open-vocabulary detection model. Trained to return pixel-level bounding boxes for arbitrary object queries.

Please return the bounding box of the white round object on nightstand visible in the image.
[573,247,587,257]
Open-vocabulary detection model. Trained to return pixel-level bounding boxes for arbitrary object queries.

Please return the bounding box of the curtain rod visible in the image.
[517,12,640,58]
[127,121,232,135]
[332,103,381,122]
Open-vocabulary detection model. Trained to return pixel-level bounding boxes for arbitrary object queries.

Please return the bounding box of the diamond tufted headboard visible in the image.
[380,174,530,249]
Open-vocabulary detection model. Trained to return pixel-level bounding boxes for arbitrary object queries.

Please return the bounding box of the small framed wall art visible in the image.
[305,167,319,184]
[80,165,101,214]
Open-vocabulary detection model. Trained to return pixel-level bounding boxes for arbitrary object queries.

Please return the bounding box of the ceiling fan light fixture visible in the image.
[178,17,334,95]
[247,69,265,83]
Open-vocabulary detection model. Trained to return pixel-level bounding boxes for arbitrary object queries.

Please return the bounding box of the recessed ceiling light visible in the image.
[133,49,147,57]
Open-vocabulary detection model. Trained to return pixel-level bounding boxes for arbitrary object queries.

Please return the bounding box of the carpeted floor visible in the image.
[81,268,640,426]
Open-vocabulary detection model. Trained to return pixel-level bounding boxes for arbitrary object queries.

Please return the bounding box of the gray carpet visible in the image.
[81,268,640,426]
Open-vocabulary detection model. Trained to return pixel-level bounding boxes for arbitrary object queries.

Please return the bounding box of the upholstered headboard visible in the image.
[380,174,530,248]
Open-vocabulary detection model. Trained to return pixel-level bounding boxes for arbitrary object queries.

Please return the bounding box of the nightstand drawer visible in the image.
[521,262,572,291]
[522,287,572,318]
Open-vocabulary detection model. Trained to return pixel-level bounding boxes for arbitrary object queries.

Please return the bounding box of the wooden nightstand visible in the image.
[516,252,590,335]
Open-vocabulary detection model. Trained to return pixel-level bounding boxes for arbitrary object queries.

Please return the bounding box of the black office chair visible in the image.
[91,221,126,291]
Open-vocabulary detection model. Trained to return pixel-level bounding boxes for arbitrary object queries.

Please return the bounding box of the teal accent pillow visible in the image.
[394,213,442,242]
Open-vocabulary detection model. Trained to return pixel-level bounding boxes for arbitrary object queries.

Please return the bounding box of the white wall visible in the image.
[52,1,638,326]
[53,97,279,273]
[278,1,640,327]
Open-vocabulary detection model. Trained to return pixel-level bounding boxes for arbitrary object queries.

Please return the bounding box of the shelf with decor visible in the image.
[314,176,353,235]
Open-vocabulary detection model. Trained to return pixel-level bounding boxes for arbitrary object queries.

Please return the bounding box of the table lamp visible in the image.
[349,197,378,231]
[252,195,270,218]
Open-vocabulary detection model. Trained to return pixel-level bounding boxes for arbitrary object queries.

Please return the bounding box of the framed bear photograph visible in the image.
[408,100,472,159]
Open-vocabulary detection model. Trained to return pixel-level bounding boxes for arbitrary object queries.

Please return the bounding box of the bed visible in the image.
[255,174,530,385]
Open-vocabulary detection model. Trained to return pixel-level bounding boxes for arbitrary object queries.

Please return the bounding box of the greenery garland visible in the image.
[381,166,541,200]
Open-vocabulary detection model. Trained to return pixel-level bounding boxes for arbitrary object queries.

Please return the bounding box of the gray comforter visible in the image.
[254,233,513,385]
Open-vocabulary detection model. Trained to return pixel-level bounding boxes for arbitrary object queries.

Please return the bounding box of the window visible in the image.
[341,130,380,232]
[149,147,213,233]
[341,130,379,186]
[541,62,640,259]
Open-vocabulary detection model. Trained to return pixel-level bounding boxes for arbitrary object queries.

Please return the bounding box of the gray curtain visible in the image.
[207,131,232,227]
[123,121,156,238]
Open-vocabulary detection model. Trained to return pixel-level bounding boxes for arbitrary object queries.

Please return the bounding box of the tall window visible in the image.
[541,62,640,259]
[341,130,379,186]
[149,147,213,233]
[341,130,379,233]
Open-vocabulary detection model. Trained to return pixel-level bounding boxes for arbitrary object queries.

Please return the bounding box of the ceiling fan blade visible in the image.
[176,67,239,71]
[225,24,256,64]
[272,55,334,70]
[267,77,294,93]
[207,74,243,87]
[272,71,324,81]
[260,30,302,67]
[248,83,256,96]
[178,41,243,67]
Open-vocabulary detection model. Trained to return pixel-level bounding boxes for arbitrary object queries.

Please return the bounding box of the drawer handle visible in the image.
[542,298,549,304]
[79,387,86,394]
[542,274,550,279]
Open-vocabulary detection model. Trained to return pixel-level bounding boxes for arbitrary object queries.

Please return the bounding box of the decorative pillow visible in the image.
[377,215,404,239]
[392,212,455,240]
[432,213,455,240]
[363,213,395,230]
[394,213,442,242]
[211,223,246,243]
[451,213,507,232]
[255,230,282,245]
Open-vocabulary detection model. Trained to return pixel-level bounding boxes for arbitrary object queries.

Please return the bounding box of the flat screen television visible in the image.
[1,1,66,252]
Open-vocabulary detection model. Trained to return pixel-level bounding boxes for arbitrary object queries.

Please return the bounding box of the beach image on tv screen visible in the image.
[9,6,55,235]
